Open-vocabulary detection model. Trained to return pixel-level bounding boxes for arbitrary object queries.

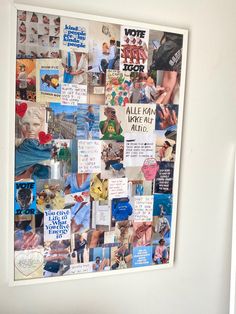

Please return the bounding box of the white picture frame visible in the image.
[9,3,188,286]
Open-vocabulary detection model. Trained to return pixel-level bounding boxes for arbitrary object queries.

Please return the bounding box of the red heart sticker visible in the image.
[16,102,27,117]
[38,132,52,144]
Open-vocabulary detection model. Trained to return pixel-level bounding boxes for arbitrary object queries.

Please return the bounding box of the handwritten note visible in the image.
[78,140,101,173]
[108,177,128,200]
[125,103,156,132]
[44,209,71,241]
[61,83,87,105]
[124,133,155,167]
[133,196,154,222]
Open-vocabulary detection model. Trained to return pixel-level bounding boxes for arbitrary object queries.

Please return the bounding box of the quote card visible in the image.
[133,195,154,222]
[108,177,128,200]
[125,103,156,132]
[132,246,153,267]
[61,83,87,105]
[78,140,101,173]
[124,133,155,167]
[44,209,71,241]
[155,162,174,194]
[120,26,149,72]
[60,17,89,52]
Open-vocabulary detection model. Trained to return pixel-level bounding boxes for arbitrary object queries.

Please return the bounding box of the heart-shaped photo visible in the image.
[16,102,27,118]
[15,250,44,277]
[38,131,52,144]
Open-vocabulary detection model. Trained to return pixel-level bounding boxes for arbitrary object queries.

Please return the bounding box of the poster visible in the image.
[14,181,36,215]
[36,59,62,102]
[13,7,187,283]
[120,26,149,72]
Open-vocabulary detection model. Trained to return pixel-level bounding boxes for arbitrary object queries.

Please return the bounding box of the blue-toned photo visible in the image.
[152,193,172,245]
[40,69,61,94]
[77,104,100,140]
[47,102,77,139]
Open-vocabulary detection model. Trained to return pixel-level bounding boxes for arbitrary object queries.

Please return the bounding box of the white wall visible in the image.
[1,0,236,313]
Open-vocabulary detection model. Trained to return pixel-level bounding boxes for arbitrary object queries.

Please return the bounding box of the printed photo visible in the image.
[14,214,44,251]
[105,70,131,106]
[16,59,36,101]
[148,30,183,104]
[88,72,106,105]
[15,101,52,181]
[101,141,125,179]
[43,240,71,277]
[47,103,77,139]
[110,243,132,270]
[132,221,152,247]
[61,50,88,85]
[155,130,176,162]
[155,104,178,130]
[114,220,133,245]
[71,232,89,264]
[90,174,108,201]
[77,104,100,140]
[36,179,65,212]
[50,139,77,179]
[17,11,60,59]
[71,199,91,234]
[88,21,120,72]
[152,193,172,245]
[89,247,111,271]
[99,106,125,141]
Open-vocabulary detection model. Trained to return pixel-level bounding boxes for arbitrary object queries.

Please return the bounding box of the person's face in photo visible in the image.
[21,115,42,139]
[88,106,94,113]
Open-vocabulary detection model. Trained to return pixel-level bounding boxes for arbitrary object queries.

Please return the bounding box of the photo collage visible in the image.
[14,10,183,281]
